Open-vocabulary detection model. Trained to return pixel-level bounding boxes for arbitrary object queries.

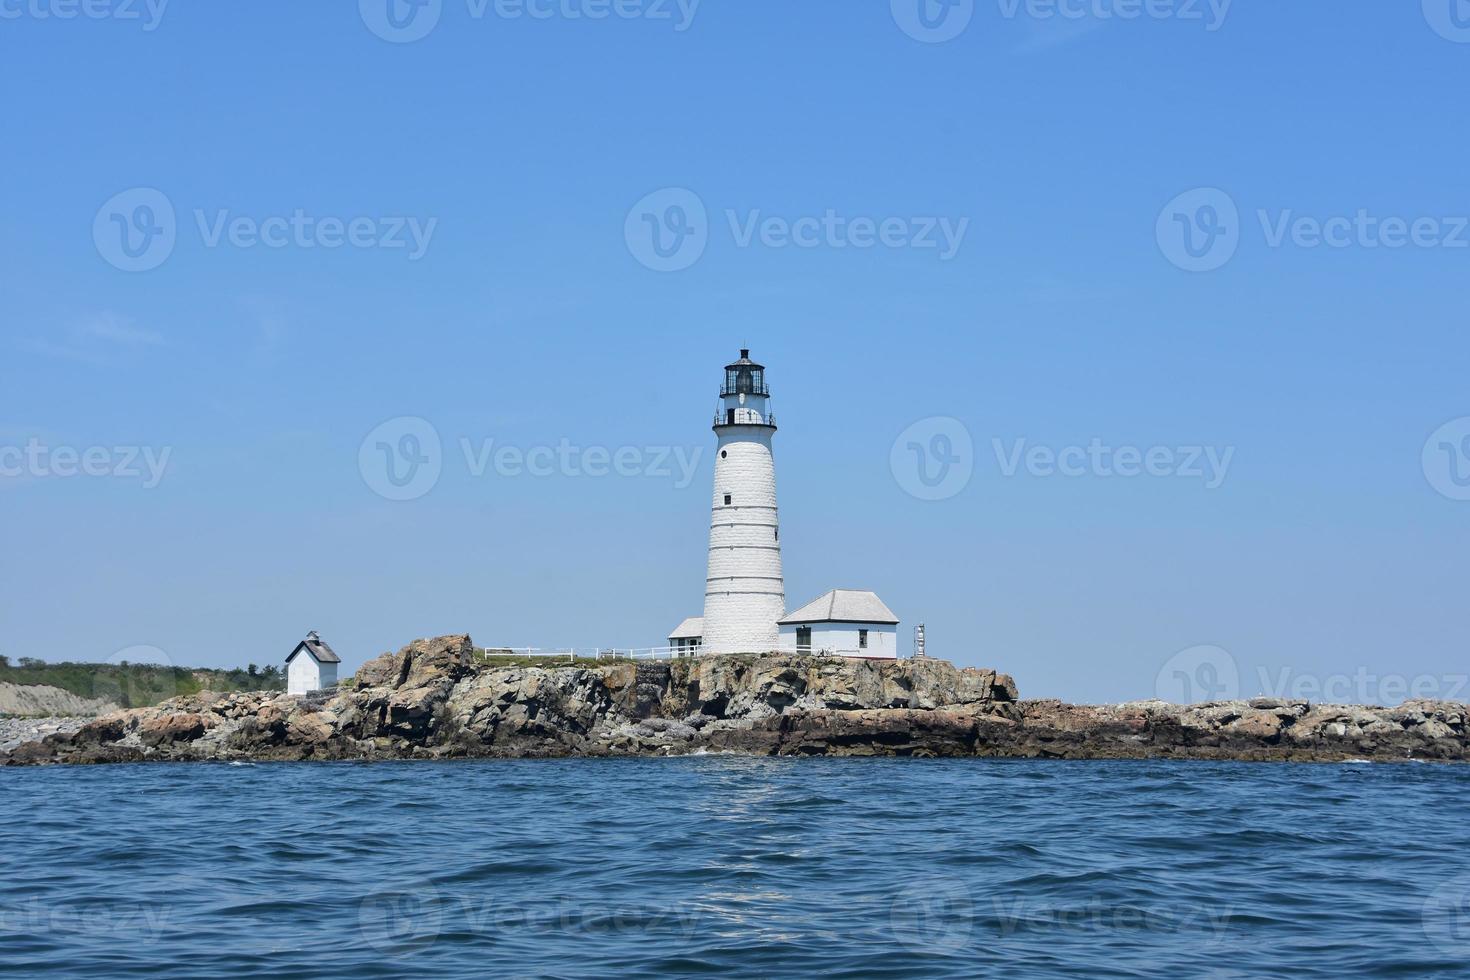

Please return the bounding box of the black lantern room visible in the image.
[722,349,769,397]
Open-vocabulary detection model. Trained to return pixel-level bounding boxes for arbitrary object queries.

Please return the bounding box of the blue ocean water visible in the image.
[3,758,1470,978]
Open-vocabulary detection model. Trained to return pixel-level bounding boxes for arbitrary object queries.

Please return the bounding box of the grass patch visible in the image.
[0,660,285,709]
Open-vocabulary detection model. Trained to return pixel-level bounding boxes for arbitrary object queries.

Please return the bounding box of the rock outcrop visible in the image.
[4,635,1466,765]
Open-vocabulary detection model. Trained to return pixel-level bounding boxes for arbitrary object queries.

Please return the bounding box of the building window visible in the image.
[797,627,812,653]
[724,494,732,506]
[721,450,727,458]
[859,630,869,649]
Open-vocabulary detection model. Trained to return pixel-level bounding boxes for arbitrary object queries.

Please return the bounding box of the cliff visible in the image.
[0,681,119,718]
[3,634,1466,765]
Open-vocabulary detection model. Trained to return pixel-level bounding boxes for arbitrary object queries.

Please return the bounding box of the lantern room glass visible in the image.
[723,366,767,397]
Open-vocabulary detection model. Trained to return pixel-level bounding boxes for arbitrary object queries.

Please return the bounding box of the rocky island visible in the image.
[4,634,1467,766]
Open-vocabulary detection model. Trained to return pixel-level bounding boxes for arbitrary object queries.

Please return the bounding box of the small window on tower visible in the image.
[724,494,732,506]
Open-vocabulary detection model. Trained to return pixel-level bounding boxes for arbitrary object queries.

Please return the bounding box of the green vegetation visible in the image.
[0,657,285,709]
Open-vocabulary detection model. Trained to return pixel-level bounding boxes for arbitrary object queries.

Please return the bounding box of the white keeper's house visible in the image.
[668,350,903,660]
[778,590,900,660]
[286,631,341,696]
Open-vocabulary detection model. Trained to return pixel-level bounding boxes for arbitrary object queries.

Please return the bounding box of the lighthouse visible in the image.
[701,350,786,654]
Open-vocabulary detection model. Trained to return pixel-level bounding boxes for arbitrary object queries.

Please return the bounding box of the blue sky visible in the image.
[2,1,1467,703]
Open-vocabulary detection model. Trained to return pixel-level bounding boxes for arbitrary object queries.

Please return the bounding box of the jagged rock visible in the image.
[138,713,212,747]
[7,633,1470,766]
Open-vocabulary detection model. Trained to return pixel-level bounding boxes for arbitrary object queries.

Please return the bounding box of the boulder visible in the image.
[138,713,213,747]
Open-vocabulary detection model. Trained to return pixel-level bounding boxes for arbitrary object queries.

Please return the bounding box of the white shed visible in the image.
[286,631,341,696]
[778,590,900,660]
[668,617,704,656]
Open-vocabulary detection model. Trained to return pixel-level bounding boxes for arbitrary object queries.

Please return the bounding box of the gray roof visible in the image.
[286,632,341,665]
[668,617,704,640]
[778,590,899,626]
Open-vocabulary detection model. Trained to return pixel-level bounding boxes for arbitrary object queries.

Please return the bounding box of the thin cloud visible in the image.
[82,312,164,347]
[16,312,163,363]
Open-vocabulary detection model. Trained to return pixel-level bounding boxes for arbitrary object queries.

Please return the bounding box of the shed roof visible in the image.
[668,617,704,640]
[778,590,899,626]
[286,632,342,665]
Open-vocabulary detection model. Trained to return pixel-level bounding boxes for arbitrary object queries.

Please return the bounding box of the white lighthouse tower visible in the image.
[701,350,785,654]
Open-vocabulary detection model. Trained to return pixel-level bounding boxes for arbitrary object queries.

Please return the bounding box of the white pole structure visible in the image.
[701,350,786,654]
[914,623,927,660]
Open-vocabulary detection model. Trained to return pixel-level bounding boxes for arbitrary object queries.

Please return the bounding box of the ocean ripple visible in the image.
[3,758,1469,978]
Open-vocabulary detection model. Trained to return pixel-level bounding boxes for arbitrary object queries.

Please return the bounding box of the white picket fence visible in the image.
[480,646,702,662]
